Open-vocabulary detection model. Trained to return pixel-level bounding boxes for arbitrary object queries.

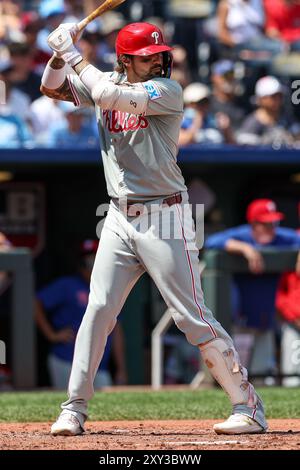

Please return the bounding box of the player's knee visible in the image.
[87,296,121,319]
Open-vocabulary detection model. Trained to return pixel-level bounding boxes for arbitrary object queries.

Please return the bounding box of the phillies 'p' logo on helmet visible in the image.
[116,22,173,78]
[151,31,160,45]
[116,23,171,56]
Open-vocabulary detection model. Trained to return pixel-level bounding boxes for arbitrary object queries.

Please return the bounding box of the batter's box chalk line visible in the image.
[165,440,250,446]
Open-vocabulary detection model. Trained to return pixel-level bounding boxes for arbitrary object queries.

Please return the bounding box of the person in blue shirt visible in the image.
[47,101,99,149]
[179,82,235,146]
[36,240,127,389]
[205,198,300,377]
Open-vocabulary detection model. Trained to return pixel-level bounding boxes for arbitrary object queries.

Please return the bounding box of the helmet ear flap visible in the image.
[163,52,173,78]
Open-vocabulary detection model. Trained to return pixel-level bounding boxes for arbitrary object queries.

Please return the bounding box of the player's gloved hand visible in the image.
[47,23,83,67]
[59,23,83,43]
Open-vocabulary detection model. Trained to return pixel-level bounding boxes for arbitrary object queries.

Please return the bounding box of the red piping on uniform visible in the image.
[175,204,217,339]
[68,76,81,107]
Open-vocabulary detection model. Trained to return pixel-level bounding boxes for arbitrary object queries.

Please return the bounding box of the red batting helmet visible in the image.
[116,22,172,57]
[246,199,284,224]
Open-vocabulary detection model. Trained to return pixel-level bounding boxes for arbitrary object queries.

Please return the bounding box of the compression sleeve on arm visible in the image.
[79,63,148,114]
[41,60,67,89]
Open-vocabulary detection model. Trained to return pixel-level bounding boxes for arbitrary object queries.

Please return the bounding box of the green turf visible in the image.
[0,388,299,422]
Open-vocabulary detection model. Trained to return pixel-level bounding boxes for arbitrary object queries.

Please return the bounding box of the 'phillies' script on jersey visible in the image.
[102,110,149,133]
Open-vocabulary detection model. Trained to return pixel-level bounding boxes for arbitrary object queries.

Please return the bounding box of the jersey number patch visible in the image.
[143,82,162,101]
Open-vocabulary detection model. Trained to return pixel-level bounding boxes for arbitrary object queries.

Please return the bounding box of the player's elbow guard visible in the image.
[91,82,121,110]
[91,81,148,114]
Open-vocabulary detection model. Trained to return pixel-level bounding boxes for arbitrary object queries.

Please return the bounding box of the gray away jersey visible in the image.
[68,72,187,201]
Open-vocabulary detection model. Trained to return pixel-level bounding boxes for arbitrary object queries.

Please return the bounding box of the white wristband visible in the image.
[79,64,104,93]
[61,50,83,68]
[41,61,67,89]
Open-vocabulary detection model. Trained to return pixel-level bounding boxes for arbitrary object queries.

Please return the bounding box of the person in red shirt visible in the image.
[265,0,300,50]
[276,271,300,386]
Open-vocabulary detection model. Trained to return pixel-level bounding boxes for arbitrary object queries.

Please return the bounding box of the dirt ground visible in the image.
[0,419,299,450]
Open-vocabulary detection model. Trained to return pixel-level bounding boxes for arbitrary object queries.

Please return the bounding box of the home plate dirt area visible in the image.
[0,420,300,450]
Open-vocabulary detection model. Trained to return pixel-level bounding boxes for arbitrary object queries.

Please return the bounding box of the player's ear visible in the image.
[119,54,131,68]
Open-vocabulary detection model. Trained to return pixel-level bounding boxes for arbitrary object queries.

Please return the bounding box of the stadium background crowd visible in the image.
[3,0,300,148]
[1,0,300,389]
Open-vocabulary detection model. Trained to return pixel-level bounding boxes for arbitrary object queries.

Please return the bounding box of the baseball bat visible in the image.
[77,0,127,33]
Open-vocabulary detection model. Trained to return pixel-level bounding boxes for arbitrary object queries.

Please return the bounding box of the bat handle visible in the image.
[77,18,91,33]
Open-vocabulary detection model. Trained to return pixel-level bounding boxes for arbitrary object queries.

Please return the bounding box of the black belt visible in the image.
[126,193,182,208]
[115,193,183,216]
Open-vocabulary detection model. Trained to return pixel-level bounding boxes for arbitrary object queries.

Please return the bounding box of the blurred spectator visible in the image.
[21,11,52,74]
[0,110,31,148]
[0,0,24,42]
[96,12,126,72]
[171,45,192,88]
[36,240,128,389]
[0,59,32,121]
[78,29,102,68]
[237,76,300,146]
[218,0,265,46]
[205,198,300,377]
[64,0,84,22]
[210,59,245,131]
[179,82,235,146]
[276,271,300,386]
[264,0,300,51]
[47,101,99,149]
[217,0,284,60]
[0,60,32,147]
[37,0,66,55]
[7,41,42,102]
[0,232,11,251]
[30,95,65,145]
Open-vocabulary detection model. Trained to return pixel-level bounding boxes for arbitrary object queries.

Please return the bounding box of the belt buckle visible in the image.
[127,202,145,217]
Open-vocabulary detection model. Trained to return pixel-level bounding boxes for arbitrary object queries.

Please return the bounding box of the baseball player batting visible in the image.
[41,19,267,436]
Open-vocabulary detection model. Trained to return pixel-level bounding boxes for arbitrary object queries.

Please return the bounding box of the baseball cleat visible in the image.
[51,411,84,436]
[213,414,266,435]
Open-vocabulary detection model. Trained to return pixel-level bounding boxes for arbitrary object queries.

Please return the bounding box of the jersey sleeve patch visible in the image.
[142,81,162,100]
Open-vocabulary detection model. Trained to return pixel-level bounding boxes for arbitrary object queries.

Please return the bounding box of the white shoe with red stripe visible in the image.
[51,411,84,436]
[213,414,266,435]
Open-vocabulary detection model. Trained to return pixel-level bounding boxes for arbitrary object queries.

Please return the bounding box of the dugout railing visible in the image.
[151,249,299,389]
[0,249,36,389]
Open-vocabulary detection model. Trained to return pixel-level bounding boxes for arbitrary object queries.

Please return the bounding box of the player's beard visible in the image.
[146,66,163,80]
[129,61,163,82]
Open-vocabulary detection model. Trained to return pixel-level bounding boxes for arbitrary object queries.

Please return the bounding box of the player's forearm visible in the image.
[225,239,252,256]
[35,300,57,342]
[40,54,75,102]
[41,54,67,91]
[49,54,66,70]
[72,59,108,101]
[73,58,92,76]
[73,58,148,114]
[47,28,148,113]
